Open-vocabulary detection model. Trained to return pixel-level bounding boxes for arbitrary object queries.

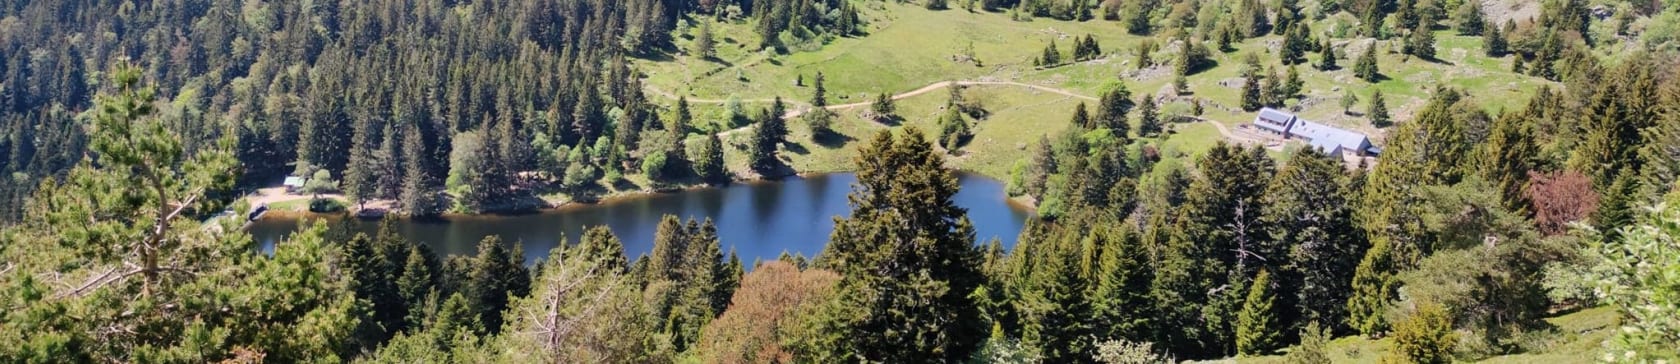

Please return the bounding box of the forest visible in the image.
[2,0,1679,362]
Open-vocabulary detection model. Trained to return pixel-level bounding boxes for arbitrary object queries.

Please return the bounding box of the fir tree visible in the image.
[1241,54,1266,111]
[1090,226,1154,341]
[1478,112,1537,213]
[812,128,986,362]
[695,21,717,59]
[1042,39,1063,66]
[1137,96,1162,137]
[811,72,828,108]
[1404,25,1436,60]
[1368,90,1392,127]
[1071,102,1093,129]
[1346,239,1398,336]
[467,236,531,336]
[1236,269,1280,356]
[1317,40,1339,71]
[1354,45,1381,82]
[1096,84,1135,138]
[1482,24,1507,57]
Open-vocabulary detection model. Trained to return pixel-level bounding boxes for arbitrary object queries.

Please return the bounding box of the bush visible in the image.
[1091,339,1173,364]
[1284,322,1332,364]
[1586,203,1680,360]
[1388,303,1457,364]
[308,197,346,213]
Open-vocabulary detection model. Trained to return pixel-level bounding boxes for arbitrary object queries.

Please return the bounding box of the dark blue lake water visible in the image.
[248,172,1035,265]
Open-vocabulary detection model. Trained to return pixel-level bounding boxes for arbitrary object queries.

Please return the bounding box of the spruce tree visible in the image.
[1236,269,1280,356]
[1096,84,1135,138]
[1638,111,1680,199]
[811,71,828,108]
[1071,102,1093,129]
[695,21,716,59]
[1405,25,1436,60]
[1042,39,1063,66]
[1317,40,1338,71]
[467,236,530,336]
[1478,112,1537,213]
[1482,24,1507,57]
[812,128,985,362]
[1454,0,1485,35]
[693,133,727,184]
[400,123,443,216]
[1346,239,1398,336]
[1368,90,1392,127]
[1354,46,1381,82]
[1241,55,1266,111]
[1260,66,1283,108]
[1261,149,1363,331]
[1137,96,1162,137]
[1020,228,1094,361]
[1090,226,1154,341]
[397,245,438,330]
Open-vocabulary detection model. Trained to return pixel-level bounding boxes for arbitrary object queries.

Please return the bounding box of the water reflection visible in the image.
[248,172,1035,265]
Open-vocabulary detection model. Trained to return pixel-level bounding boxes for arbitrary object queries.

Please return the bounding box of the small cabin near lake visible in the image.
[1250,108,1380,157]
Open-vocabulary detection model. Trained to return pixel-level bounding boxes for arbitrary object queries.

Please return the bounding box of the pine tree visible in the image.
[1361,5,1386,38]
[1137,96,1162,137]
[1482,24,1507,56]
[1280,25,1306,65]
[467,236,531,336]
[1454,0,1485,35]
[1283,65,1303,102]
[1020,227,1095,361]
[1404,25,1436,60]
[1241,55,1266,111]
[1354,46,1381,82]
[812,128,986,362]
[1027,136,1058,199]
[1478,112,1537,213]
[1237,269,1280,356]
[1368,90,1392,127]
[695,21,717,59]
[1595,171,1640,242]
[1346,239,1398,336]
[693,133,727,184]
[1071,102,1093,129]
[1317,40,1338,71]
[1096,84,1135,138]
[811,71,828,108]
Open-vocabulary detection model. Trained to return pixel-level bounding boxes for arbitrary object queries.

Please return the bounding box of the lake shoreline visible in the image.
[263,168,1032,220]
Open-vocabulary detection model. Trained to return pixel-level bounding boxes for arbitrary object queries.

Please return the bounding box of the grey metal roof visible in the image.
[1247,108,1373,154]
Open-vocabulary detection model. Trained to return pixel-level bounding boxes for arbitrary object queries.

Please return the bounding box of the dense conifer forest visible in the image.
[2,0,1680,362]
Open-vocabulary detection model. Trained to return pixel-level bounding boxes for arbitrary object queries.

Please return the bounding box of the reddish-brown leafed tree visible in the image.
[1525,171,1600,236]
[698,261,840,363]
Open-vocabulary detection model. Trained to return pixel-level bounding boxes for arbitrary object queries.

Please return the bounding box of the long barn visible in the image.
[1250,108,1381,156]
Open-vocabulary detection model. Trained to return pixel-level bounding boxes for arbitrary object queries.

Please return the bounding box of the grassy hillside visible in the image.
[639,2,1556,182]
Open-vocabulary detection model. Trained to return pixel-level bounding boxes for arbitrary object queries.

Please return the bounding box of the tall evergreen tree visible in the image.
[809,128,985,362]
[1317,40,1339,71]
[693,133,727,184]
[1096,84,1135,138]
[1137,96,1162,137]
[1354,46,1381,82]
[1478,112,1537,213]
[467,236,531,336]
[1404,25,1436,59]
[811,72,828,108]
[1089,225,1154,341]
[1261,149,1363,332]
[1236,269,1280,356]
[1482,24,1507,57]
[1241,54,1265,111]
[1368,91,1393,128]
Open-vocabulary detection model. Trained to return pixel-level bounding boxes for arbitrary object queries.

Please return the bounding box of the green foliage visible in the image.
[1404,26,1437,59]
[1262,149,1363,332]
[1236,269,1281,356]
[1354,46,1381,82]
[806,128,984,362]
[1586,203,1680,360]
[1347,239,1399,336]
[1241,54,1265,111]
[1388,303,1458,364]
[1368,90,1392,127]
[466,236,530,336]
[1136,97,1161,137]
[692,134,727,184]
[1284,322,1332,364]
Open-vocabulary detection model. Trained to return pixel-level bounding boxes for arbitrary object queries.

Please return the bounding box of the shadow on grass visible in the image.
[812,130,854,148]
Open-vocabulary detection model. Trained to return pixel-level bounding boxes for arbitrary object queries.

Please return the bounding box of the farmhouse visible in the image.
[1250,107,1380,156]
